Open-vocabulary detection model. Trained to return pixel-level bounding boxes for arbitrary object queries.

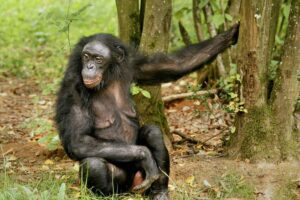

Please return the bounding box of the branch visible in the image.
[162,89,217,103]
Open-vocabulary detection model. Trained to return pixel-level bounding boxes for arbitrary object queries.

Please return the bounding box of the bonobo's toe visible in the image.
[132,174,160,194]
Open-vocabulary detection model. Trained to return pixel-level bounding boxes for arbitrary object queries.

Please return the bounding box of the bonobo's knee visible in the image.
[80,157,106,176]
[140,125,164,143]
[80,157,111,194]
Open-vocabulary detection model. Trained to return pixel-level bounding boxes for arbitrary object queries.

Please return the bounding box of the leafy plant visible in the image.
[218,64,247,113]
[130,83,151,98]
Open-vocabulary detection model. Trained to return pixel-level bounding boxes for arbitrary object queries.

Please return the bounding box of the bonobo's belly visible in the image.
[93,106,139,144]
[92,81,139,144]
[94,112,139,144]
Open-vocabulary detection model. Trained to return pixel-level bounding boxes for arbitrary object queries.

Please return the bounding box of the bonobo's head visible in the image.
[81,41,111,89]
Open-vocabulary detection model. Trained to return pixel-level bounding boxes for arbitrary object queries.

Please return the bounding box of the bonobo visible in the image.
[55,24,239,199]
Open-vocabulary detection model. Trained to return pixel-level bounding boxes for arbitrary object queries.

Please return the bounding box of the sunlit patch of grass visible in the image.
[207,171,255,199]
[276,179,300,200]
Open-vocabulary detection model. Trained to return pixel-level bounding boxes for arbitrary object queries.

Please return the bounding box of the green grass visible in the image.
[208,171,255,199]
[0,173,72,200]
[0,172,146,200]
[0,0,117,80]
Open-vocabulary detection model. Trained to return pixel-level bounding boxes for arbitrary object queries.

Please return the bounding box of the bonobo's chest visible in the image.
[91,82,139,143]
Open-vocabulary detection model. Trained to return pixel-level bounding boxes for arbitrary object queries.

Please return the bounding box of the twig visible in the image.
[162,89,217,103]
[2,148,14,156]
[178,20,192,46]
[172,130,203,144]
[202,129,226,143]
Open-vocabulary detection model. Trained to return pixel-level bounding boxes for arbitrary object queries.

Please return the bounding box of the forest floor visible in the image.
[0,75,299,200]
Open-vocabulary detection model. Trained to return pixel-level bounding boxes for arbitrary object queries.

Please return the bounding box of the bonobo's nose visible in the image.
[87,63,95,70]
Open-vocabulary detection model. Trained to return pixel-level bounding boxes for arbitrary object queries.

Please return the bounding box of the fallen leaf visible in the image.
[44,159,54,165]
[185,175,195,186]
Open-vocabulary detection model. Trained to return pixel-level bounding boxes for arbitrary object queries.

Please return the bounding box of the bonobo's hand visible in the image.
[227,23,240,45]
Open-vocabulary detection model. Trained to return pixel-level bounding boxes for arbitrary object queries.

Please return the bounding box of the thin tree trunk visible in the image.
[204,4,226,77]
[116,0,140,47]
[271,0,300,160]
[192,0,205,42]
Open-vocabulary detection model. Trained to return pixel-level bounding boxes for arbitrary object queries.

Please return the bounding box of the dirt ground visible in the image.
[0,76,299,199]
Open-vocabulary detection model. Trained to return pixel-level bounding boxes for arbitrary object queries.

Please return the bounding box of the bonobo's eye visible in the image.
[95,56,104,64]
[83,54,89,60]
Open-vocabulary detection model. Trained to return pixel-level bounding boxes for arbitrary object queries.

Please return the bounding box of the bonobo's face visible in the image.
[81,41,111,89]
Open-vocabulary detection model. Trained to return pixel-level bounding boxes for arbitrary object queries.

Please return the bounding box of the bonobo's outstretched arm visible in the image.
[134,23,239,84]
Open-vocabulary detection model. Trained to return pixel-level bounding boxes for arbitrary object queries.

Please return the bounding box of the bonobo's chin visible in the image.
[83,77,102,89]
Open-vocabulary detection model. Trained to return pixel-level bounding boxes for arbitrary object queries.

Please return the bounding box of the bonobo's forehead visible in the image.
[82,41,110,57]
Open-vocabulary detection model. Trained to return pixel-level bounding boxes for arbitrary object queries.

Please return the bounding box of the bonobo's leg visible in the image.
[80,157,129,195]
[138,125,170,200]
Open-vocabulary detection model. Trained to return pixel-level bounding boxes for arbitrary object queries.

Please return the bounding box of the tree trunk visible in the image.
[116,0,140,47]
[115,0,173,146]
[227,0,291,160]
[136,0,173,145]
[270,0,300,160]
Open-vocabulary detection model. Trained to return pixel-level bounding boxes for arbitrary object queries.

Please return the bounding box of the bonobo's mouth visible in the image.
[83,75,102,89]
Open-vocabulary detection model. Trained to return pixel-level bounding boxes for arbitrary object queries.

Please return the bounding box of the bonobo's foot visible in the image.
[149,190,169,200]
[132,174,160,194]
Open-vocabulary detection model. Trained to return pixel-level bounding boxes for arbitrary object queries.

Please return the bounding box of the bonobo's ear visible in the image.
[115,45,125,63]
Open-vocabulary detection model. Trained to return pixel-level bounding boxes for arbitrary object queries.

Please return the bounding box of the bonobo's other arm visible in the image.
[134,23,239,84]
[58,105,159,191]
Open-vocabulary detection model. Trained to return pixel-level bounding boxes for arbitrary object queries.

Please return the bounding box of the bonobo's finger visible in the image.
[131,174,159,194]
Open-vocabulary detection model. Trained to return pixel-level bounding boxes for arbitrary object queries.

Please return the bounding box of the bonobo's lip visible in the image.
[83,76,102,88]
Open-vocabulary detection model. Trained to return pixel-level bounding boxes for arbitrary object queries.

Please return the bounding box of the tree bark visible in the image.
[135,0,173,145]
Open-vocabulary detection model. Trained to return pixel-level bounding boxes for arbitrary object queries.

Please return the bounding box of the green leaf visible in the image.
[174,7,190,20]
[130,84,140,95]
[130,84,151,98]
[141,90,151,99]
[57,183,66,200]
[199,0,209,9]
[229,92,238,98]
[211,14,225,29]
[225,14,233,21]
